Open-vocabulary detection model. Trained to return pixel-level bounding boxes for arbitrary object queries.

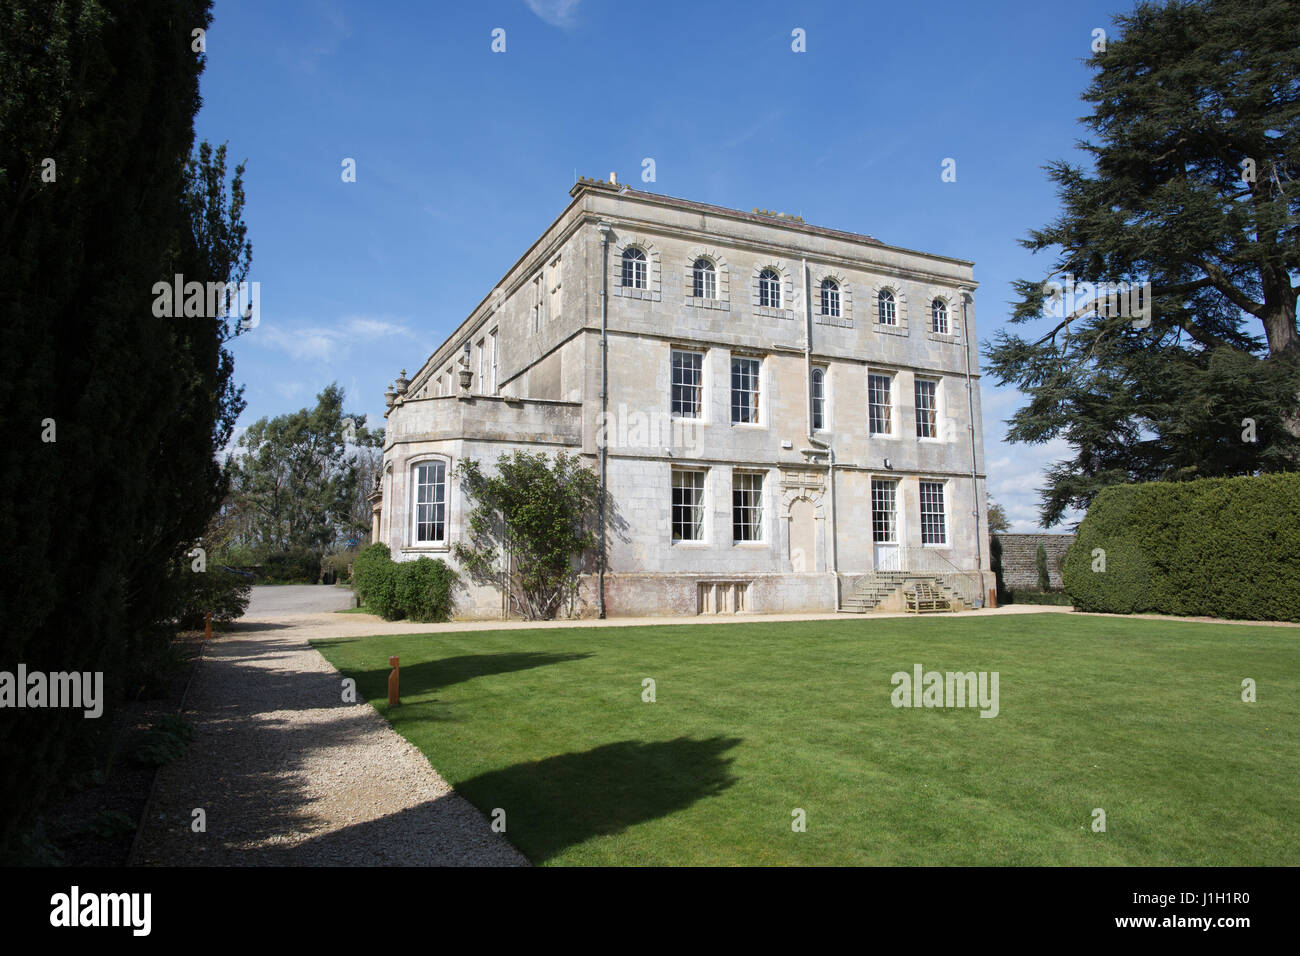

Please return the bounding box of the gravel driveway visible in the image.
[130,587,527,866]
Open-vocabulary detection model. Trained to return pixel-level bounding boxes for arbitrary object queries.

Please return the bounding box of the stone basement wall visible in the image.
[994,533,1074,591]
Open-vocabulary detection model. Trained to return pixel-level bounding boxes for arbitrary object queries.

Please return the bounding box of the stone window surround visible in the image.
[750,261,795,321]
[612,235,662,302]
[871,281,909,336]
[684,247,731,311]
[814,271,854,328]
[926,291,962,344]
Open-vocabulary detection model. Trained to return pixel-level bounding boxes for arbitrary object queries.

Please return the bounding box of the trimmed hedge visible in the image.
[1063,473,1300,621]
[352,544,456,621]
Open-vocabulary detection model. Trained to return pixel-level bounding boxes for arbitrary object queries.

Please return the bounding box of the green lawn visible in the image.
[311,613,1298,866]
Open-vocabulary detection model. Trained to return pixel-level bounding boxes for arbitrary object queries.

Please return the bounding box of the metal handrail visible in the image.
[896,547,984,607]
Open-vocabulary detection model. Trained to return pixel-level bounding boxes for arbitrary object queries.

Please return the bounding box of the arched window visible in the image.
[621,247,647,289]
[878,289,897,326]
[820,278,841,317]
[411,460,447,545]
[811,367,826,430]
[693,258,716,299]
[931,298,949,334]
[759,268,781,309]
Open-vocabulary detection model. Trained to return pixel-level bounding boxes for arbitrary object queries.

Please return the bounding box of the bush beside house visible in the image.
[351,543,457,622]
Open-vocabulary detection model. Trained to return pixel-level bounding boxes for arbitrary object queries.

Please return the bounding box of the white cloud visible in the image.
[343,316,412,338]
[524,0,583,28]
[252,324,341,362]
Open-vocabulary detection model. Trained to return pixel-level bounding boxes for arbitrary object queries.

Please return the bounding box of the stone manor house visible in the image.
[370,175,994,618]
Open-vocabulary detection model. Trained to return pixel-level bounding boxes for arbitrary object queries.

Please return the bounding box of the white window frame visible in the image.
[671,348,704,419]
[878,288,897,326]
[868,371,894,436]
[811,366,827,431]
[758,268,781,309]
[732,470,765,544]
[671,468,707,543]
[692,258,716,299]
[622,247,647,289]
[731,355,762,425]
[871,478,898,544]
[919,480,948,546]
[915,377,940,440]
[489,329,498,394]
[931,298,949,334]
[820,278,841,317]
[409,458,449,547]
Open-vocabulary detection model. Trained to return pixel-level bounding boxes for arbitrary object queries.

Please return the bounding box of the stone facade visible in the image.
[375,177,995,617]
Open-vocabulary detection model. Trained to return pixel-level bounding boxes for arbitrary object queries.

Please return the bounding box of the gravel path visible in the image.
[131,595,528,866]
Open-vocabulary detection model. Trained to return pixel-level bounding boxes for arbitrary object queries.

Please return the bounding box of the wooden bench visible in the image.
[904,581,951,613]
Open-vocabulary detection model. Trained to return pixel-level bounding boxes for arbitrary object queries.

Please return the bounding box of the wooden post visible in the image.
[204,611,212,641]
[387,656,400,707]
[988,588,998,609]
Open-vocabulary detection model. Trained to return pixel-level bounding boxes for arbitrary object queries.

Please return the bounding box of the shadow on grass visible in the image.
[455,736,742,863]
[344,651,594,702]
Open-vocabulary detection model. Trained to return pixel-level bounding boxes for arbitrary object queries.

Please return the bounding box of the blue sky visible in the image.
[196,0,1129,531]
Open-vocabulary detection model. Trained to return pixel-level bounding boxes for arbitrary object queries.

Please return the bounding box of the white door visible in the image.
[874,543,900,571]
[871,478,899,571]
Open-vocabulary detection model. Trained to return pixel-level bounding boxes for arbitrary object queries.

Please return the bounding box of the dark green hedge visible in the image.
[352,545,456,621]
[1063,474,1300,621]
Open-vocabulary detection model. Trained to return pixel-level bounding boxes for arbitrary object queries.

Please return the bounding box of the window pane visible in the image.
[622,248,646,288]
[759,269,780,308]
[868,373,892,434]
[672,469,705,541]
[693,259,715,299]
[871,479,897,543]
[878,290,896,325]
[671,350,703,418]
[820,280,840,317]
[733,472,763,541]
[731,357,760,424]
[920,481,947,545]
[811,368,826,431]
[414,462,446,543]
[915,379,937,438]
[932,298,948,334]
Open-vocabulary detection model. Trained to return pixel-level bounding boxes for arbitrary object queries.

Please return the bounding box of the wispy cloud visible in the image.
[524,0,583,28]
[253,324,342,362]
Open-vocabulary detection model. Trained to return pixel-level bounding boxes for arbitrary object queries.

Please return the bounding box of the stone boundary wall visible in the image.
[993,533,1074,591]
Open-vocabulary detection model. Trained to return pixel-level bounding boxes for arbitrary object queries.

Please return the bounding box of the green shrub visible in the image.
[352,543,402,618]
[175,566,251,629]
[352,543,390,604]
[1035,542,1051,591]
[368,562,402,620]
[395,557,457,622]
[260,547,322,584]
[1063,474,1300,621]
